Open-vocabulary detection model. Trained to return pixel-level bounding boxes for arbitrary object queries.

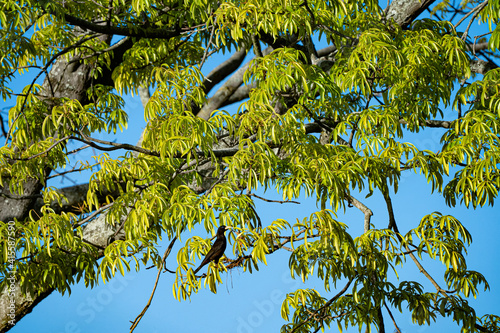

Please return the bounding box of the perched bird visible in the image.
[193,225,229,274]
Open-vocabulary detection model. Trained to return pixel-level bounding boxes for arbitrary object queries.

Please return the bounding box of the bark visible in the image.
[202,48,249,94]
[0,178,45,224]
[385,0,436,28]
[0,32,118,331]
[196,46,273,120]
[0,56,95,332]
[470,59,499,74]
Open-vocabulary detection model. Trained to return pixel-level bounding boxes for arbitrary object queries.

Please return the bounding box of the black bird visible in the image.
[193,225,229,274]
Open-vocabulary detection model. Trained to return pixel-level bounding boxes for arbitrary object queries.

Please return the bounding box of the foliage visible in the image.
[0,0,499,332]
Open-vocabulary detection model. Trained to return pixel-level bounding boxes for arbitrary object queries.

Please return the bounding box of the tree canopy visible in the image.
[0,0,499,332]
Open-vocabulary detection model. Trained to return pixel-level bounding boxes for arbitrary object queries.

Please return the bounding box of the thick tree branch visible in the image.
[202,48,248,95]
[62,13,183,39]
[376,306,386,333]
[0,201,126,332]
[385,0,436,28]
[195,47,274,120]
[470,59,498,74]
[467,41,489,53]
[0,34,134,331]
[32,182,121,216]
[399,118,453,129]
[5,34,98,145]
[221,82,256,107]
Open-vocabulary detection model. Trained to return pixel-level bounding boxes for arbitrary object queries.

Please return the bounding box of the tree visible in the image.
[0,0,499,332]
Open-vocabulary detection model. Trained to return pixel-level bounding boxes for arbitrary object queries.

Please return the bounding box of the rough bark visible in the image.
[0,56,95,331]
[470,59,499,74]
[0,178,45,224]
[0,30,116,330]
[385,0,436,28]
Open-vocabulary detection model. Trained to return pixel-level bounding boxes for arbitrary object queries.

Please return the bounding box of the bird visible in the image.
[193,225,229,274]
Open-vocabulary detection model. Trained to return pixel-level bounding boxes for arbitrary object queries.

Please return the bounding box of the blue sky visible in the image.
[2,8,500,333]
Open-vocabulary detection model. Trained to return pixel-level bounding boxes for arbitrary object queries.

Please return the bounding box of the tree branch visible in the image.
[62,13,183,39]
[381,180,450,299]
[68,36,131,63]
[69,134,160,156]
[454,0,488,39]
[220,82,257,107]
[385,0,436,28]
[129,237,177,332]
[5,34,99,145]
[195,47,274,120]
[290,277,354,333]
[470,59,498,75]
[9,136,71,161]
[248,193,300,204]
[202,48,248,95]
[383,301,402,333]
[347,195,373,233]
[376,306,386,333]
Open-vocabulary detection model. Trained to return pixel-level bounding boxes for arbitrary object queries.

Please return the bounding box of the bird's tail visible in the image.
[192,264,203,274]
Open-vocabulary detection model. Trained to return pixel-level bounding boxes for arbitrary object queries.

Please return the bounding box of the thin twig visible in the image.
[290,277,354,333]
[459,1,489,41]
[248,193,300,204]
[73,202,114,228]
[47,162,98,180]
[316,25,357,41]
[199,25,216,69]
[130,237,177,332]
[454,0,488,29]
[10,135,71,161]
[70,133,160,156]
[383,301,402,333]
[246,191,263,229]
